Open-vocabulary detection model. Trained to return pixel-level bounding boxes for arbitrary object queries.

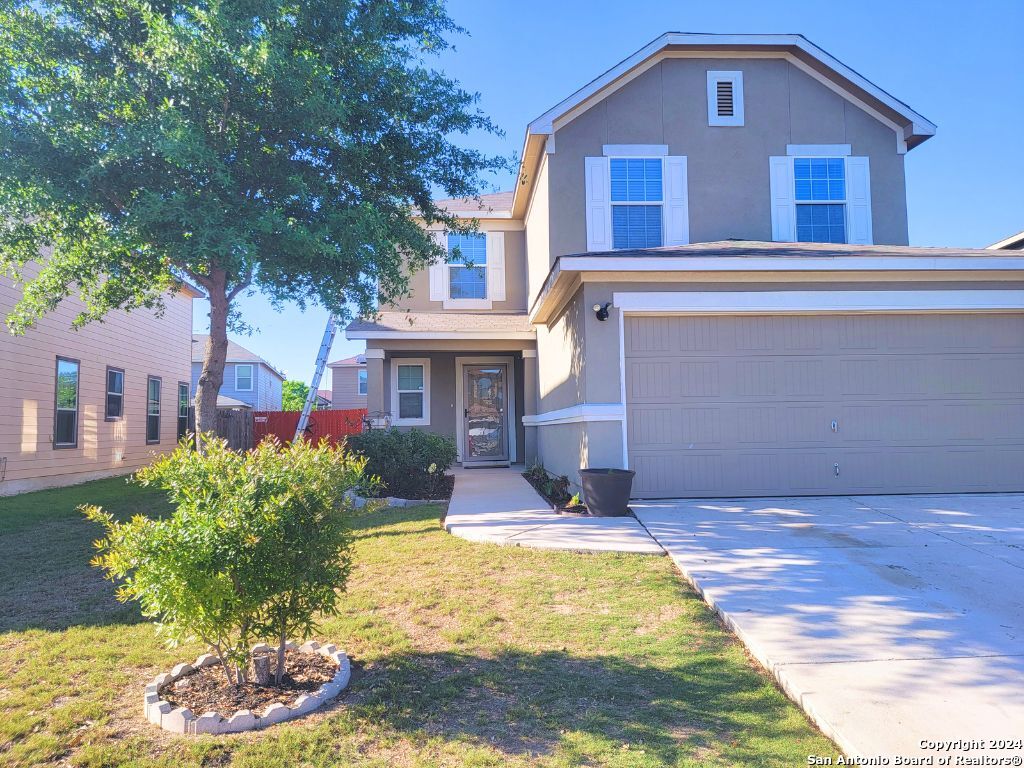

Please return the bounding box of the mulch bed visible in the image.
[368,473,455,502]
[159,650,340,714]
[521,472,590,516]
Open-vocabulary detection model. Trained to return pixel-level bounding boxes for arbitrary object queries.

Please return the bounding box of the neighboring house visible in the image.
[327,354,367,410]
[987,230,1024,250]
[0,263,201,496]
[190,335,284,411]
[346,32,1024,498]
[315,389,333,409]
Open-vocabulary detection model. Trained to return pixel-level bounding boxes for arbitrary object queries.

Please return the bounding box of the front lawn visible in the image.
[0,477,835,767]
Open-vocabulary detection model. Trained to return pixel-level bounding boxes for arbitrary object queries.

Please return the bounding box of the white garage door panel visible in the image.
[625,314,1024,498]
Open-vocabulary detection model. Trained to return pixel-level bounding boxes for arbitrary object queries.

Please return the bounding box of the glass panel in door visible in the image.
[464,365,508,462]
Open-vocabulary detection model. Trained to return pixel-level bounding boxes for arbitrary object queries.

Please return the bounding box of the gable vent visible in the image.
[716,80,734,117]
[707,71,744,127]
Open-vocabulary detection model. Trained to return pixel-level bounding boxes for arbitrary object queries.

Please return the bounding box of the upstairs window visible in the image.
[610,158,663,249]
[234,363,254,391]
[357,368,368,395]
[769,151,871,245]
[707,71,744,126]
[446,233,487,300]
[794,157,847,243]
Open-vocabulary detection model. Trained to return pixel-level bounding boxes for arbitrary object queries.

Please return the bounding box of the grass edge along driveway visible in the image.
[0,476,837,767]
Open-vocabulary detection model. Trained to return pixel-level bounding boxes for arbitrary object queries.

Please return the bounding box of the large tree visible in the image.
[0,0,504,438]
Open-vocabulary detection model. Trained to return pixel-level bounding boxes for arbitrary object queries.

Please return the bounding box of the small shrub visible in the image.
[82,436,366,686]
[346,428,456,499]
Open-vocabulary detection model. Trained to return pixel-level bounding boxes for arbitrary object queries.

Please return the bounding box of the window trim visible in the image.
[234,363,254,391]
[104,366,125,422]
[707,70,744,127]
[357,367,368,396]
[146,375,162,445]
[177,381,190,441]
[53,356,80,449]
[607,155,666,250]
[792,155,849,244]
[390,358,430,427]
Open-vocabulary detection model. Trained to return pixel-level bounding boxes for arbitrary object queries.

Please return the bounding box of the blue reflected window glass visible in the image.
[612,205,663,249]
[794,156,846,201]
[796,203,846,243]
[610,159,663,202]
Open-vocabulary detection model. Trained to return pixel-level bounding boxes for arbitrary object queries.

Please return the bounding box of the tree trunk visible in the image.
[196,271,230,450]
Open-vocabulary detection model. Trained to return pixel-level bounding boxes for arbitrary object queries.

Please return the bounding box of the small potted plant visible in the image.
[579,468,636,517]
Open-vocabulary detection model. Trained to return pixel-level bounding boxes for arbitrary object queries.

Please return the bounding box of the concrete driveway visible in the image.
[632,494,1024,763]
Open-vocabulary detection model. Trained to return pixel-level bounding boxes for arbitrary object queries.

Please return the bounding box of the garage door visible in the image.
[625,314,1024,498]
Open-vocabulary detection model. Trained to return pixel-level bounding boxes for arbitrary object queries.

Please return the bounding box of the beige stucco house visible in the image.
[346,32,1024,498]
[0,264,200,495]
[327,354,368,410]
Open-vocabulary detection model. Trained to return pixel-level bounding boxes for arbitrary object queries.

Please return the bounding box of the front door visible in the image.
[463,364,509,463]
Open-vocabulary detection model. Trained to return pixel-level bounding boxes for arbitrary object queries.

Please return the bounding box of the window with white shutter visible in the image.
[768,155,873,245]
[707,71,744,126]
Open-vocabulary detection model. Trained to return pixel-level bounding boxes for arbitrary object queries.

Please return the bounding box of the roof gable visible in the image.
[512,33,936,218]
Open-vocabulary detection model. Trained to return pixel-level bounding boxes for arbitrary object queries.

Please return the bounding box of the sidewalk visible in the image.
[443,467,663,555]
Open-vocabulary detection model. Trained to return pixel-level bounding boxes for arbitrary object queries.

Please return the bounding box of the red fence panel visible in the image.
[253,408,367,448]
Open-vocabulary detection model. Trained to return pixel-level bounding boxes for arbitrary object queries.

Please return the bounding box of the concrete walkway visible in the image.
[633,494,1024,762]
[443,467,663,555]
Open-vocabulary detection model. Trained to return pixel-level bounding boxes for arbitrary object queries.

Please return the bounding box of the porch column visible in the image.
[522,349,538,465]
[364,348,386,416]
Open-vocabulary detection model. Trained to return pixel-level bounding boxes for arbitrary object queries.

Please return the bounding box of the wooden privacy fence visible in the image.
[215,408,255,451]
[253,408,367,448]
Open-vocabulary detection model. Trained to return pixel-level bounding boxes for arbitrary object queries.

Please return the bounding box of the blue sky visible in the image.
[193,0,1024,386]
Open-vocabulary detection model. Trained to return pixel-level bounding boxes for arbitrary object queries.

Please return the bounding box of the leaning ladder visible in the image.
[293,314,337,442]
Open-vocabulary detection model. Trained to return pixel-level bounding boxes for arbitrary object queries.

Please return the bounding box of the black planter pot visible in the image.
[579,468,636,517]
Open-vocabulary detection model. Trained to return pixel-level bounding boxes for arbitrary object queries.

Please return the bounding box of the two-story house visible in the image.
[1,263,200,495]
[346,33,1024,499]
[190,335,285,411]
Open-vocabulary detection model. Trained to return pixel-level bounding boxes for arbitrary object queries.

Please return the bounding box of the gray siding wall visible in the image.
[545,57,909,271]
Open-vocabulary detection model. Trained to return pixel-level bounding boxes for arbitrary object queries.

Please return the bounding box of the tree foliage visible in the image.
[281,379,311,411]
[0,0,506,435]
[83,436,367,686]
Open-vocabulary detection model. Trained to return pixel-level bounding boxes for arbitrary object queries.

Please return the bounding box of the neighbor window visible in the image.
[391,359,429,426]
[446,233,487,300]
[53,357,79,448]
[357,368,368,395]
[234,363,254,391]
[105,366,124,420]
[146,376,161,444]
[177,382,189,441]
[610,158,663,249]
[794,157,847,243]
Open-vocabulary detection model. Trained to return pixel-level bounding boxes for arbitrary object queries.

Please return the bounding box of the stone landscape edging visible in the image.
[344,490,441,509]
[144,640,351,735]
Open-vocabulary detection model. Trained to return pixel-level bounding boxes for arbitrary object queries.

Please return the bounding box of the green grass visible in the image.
[0,477,836,767]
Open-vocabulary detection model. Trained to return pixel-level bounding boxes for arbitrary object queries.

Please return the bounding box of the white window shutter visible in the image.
[584,156,612,251]
[428,230,447,302]
[663,156,690,246]
[486,231,505,301]
[846,157,873,245]
[769,156,796,242]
